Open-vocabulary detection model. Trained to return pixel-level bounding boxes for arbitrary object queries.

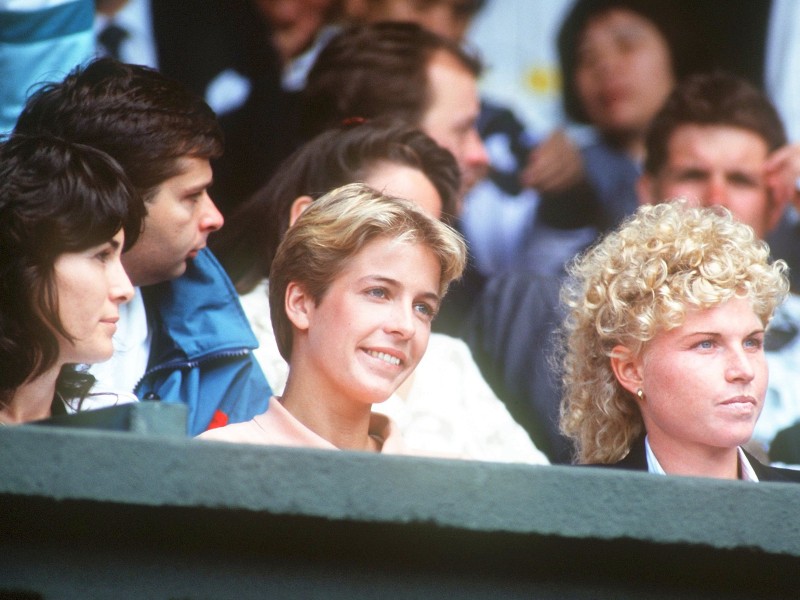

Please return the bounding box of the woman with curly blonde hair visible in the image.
[559,201,800,481]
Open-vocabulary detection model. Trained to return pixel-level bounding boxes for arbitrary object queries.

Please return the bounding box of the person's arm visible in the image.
[521,130,600,230]
[763,143,800,212]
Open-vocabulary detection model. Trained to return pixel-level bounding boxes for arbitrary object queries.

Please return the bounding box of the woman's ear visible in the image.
[610,344,644,399]
[636,173,657,206]
[284,281,314,331]
[289,195,314,227]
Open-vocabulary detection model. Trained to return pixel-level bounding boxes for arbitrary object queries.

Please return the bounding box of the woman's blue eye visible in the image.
[744,337,763,350]
[414,302,436,319]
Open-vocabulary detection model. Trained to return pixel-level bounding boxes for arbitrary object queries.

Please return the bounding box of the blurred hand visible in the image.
[520,129,585,193]
[763,143,800,211]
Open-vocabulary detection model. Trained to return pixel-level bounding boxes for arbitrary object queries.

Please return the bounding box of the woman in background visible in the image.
[523,0,703,275]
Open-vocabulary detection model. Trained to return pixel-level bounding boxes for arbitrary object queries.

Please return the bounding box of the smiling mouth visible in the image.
[365,350,402,367]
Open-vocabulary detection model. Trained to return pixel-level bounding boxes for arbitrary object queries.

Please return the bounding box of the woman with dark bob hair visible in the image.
[559,201,800,482]
[0,135,143,423]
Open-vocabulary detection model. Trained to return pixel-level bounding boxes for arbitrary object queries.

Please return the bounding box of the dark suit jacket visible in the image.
[599,436,800,483]
[464,270,572,464]
[151,0,296,214]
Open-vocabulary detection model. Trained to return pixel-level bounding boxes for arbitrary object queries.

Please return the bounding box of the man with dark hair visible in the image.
[302,21,488,199]
[638,72,800,459]
[13,58,272,435]
[640,71,788,239]
[302,22,489,336]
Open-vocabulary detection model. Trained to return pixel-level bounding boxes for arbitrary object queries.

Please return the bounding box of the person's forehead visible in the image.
[424,51,478,104]
[666,124,769,162]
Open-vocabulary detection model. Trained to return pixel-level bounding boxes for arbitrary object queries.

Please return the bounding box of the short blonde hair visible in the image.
[559,201,789,464]
[269,182,467,361]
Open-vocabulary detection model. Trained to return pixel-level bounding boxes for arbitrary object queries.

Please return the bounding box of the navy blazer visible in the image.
[599,436,800,483]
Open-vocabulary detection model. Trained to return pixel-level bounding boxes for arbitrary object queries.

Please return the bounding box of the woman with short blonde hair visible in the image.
[200,183,467,453]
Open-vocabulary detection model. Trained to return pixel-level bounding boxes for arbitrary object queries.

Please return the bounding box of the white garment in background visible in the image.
[765,0,800,144]
[88,288,151,396]
[93,0,157,68]
[466,0,573,135]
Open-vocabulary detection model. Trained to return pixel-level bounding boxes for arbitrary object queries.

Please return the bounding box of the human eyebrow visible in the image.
[683,327,765,342]
[360,275,398,287]
[418,290,441,307]
[185,179,213,196]
[361,275,440,304]
[726,170,761,186]
[672,166,709,180]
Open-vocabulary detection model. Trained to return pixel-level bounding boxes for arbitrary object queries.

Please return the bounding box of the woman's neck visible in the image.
[0,366,61,425]
[281,371,378,452]
[648,436,741,480]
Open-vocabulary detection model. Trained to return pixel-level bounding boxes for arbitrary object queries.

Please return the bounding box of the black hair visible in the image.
[13,58,223,201]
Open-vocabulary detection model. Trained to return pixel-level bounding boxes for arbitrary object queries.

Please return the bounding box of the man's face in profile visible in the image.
[419,50,489,202]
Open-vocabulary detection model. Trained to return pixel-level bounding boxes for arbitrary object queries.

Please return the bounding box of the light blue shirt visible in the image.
[0,0,94,133]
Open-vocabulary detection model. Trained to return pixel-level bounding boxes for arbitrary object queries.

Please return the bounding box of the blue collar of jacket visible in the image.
[141,248,259,369]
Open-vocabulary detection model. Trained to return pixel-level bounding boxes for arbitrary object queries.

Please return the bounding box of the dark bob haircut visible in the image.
[0,134,143,401]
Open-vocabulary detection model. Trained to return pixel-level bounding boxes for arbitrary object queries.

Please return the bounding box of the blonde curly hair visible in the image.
[558,201,789,464]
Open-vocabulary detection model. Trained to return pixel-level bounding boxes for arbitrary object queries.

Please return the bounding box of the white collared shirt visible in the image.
[644,436,758,482]
[87,288,151,397]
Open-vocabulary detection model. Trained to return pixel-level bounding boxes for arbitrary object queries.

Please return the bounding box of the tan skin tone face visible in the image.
[54,229,134,365]
[287,237,440,406]
[611,297,767,478]
[286,161,447,411]
[420,50,488,199]
[121,157,223,287]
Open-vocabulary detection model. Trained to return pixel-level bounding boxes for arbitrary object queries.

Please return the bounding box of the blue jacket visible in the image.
[136,249,271,435]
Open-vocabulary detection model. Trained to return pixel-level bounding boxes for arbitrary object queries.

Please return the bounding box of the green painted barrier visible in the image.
[1,403,799,598]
